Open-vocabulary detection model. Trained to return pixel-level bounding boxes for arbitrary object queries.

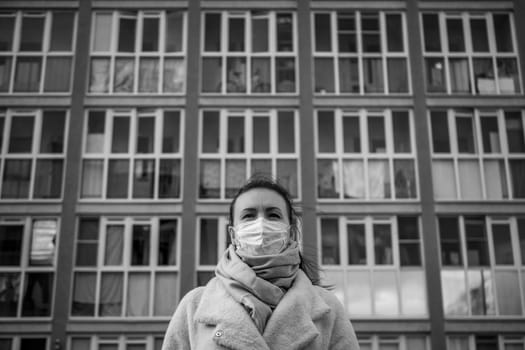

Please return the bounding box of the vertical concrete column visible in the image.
[515,0,525,87]
[51,0,92,347]
[296,0,318,270]
[406,1,446,349]
[179,0,201,297]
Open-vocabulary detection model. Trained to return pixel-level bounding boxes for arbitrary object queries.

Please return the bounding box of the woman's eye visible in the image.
[269,213,281,219]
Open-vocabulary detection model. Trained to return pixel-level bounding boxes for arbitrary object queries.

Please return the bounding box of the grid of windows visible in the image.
[447,334,525,350]
[0,337,49,350]
[313,11,410,94]
[439,215,525,316]
[0,11,76,93]
[316,109,417,200]
[422,12,521,94]
[201,11,297,94]
[358,334,430,350]
[430,109,525,200]
[81,109,183,200]
[89,11,186,94]
[0,109,67,200]
[70,335,165,350]
[199,109,299,199]
[71,217,179,318]
[319,215,426,317]
[196,217,230,286]
[0,218,58,318]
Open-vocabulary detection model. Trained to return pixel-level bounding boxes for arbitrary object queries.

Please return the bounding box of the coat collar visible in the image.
[194,270,330,350]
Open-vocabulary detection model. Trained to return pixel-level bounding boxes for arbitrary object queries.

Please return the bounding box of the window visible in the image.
[0,110,67,199]
[317,109,417,200]
[422,12,521,94]
[71,217,179,318]
[359,334,430,350]
[199,109,299,199]
[0,337,49,350]
[313,11,409,94]
[439,216,525,317]
[196,217,230,286]
[0,11,75,93]
[430,109,525,200]
[69,335,165,350]
[89,11,186,94]
[81,109,183,200]
[201,11,297,94]
[0,218,58,318]
[320,216,426,317]
[447,335,525,350]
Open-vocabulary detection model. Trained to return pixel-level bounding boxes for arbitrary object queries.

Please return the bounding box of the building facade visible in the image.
[0,0,525,349]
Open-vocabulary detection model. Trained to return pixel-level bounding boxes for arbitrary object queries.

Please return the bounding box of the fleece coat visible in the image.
[161,270,360,350]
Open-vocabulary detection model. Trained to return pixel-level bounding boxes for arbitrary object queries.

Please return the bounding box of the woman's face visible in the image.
[232,188,290,227]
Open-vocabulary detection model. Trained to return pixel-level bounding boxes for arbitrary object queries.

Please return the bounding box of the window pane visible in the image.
[317,159,338,198]
[81,160,103,198]
[314,58,334,93]
[204,13,221,51]
[495,271,521,315]
[449,58,470,92]
[363,58,383,93]
[20,16,45,51]
[510,160,525,198]
[197,271,215,286]
[373,271,398,315]
[277,14,293,51]
[368,160,391,199]
[430,111,449,152]
[347,224,365,264]
[9,116,34,153]
[33,159,63,198]
[100,272,123,316]
[132,225,150,266]
[154,272,178,316]
[50,12,74,51]
[519,219,525,265]
[338,14,356,53]
[226,58,246,93]
[136,116,154,153]
[228,17,244,51]
[423,14,441,52]
[278,111,295,153]
[252,13,269,52]
[458,160,482,199]
[276,58,295,92]
[72,272,96,316]
[339,58,359,92]
[505,111,525,153]
[387,58,408,93]
[251,159,271,177]
[199,160,220,198]
[347,271,372,315]
[22,272,53,316]
[476,336,498,350]
[343,116,360,153]
[138,58,159,93]
[398,216,421,266]
[104,225,123,265]
[341,160,364,198]
[114,58,134,93]
[322,270,345,308]
[166,12,183,52]
[480,116,500,153]
[317,111,335,152]
[0,58,11,92]
[394,160,416,199]
[321,219,339,265]
[2,159,31,198]
[107,159,129,198]
[498,58,520,93]
[127,272,149,316]
[0,226,23,266]
[465,217,489,266]
[158,220,177,265]
[20,339,46,350]
[447,18,465,52]
[425,58,446,92]
[142,17,159,52]
[492,224,513,265]
[470,18,489,52]
[468,269,495,315]
[441,270,468,315]
[494,14,513,52]
[361,14,380,52]
[225,159,246,198]
[133,159,154,198]
[368,116,386,152]
[277,159,297,198]
[484,160,508,199]
[251,57,270,93]
[393,111,410,153]
[253,116,269,153]
[0,16,15,51]
[200,218,218,265]
[401,270,427,315]
[456,116,476,153]
[111,116,130,153]
[118,16,136,52]
[89,58,110,93]
[14,57,42,92]
[159,159,181,198]
[314,13,331,52]
[227,116,244,153]
[93,13,112,51]
[374,224,393,264]
[41,111,65,153]
[163,58,185,92]
[202,58,221,92]
[386,14,403,52]
[0,273,20,316]
[76,218,99,266]
[163,111,180,153]
[44,57,72,92]
[439,217,462,266]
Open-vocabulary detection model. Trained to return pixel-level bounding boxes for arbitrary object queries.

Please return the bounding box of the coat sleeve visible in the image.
[161,288,203,350]
[321,289,361,350]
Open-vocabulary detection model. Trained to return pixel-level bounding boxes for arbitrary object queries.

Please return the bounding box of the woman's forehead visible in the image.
[234,188,287,212]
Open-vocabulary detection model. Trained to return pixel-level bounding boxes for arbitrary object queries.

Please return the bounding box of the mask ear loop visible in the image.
[228,225,239,249]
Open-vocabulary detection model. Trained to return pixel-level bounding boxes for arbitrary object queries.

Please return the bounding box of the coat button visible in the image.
[215,330,223,338]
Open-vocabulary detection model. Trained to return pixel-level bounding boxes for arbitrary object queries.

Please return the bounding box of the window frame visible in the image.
[195,216,230,286]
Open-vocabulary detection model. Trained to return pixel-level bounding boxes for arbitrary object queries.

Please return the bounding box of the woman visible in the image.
[162,176,360,350]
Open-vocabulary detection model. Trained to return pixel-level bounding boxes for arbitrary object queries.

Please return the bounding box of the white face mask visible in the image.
[232,217,290,256]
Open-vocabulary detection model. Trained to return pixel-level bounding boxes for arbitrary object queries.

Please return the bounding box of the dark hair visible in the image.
[228,174,322,286]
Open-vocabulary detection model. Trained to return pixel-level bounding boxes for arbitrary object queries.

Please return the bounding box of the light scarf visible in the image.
[215,242,300,333]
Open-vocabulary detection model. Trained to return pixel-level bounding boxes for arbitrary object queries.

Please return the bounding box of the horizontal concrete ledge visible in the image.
[445,319,525,333]
[92,1,188,8]
[199,96,300,107]
[352,319,431,333]
[314,97,415,108]
[426,97,525,108]
[0,203,62,215]
[66,320,170,333]
[0,1,79,8]
[435,202,525,215]
[84,96,187,107]
[316,203,422,215]
[0,322,52,334]
[201,1,296,9]
[311,1,406,10]
[76,202,183,215]
[0,96,72,107]
[419,1,513,10]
